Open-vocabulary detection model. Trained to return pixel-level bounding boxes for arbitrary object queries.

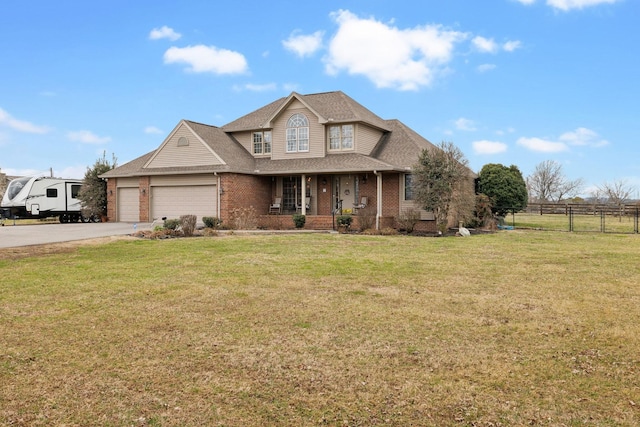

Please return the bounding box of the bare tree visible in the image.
[412,141,475,233]
[527,160,584,202]
[597,179,636,206]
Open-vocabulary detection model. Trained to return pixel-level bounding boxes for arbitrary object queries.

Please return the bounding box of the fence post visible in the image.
[601,210,605,233]
[635,208,639,234]
[569,206,573,232]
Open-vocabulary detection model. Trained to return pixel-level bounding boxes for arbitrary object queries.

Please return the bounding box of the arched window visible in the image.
[286,113,309,152]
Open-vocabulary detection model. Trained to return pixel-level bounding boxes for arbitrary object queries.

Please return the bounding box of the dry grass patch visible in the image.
[1,231,639,426]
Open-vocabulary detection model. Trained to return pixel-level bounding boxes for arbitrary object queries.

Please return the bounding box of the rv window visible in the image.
[71,184,81,198]
[47,188,58,198]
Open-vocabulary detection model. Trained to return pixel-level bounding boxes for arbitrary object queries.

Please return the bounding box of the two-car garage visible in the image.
[116,175,218,223]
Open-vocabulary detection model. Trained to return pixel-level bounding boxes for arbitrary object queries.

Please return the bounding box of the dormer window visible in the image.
[328,124,354,151]
[253,131,272,155]
[286,113,309,153]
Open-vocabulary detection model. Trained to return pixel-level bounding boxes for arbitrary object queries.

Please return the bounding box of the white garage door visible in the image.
[118,188,139,222]
[151,185,217,224]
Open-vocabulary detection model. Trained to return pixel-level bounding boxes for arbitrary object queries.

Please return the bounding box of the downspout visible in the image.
[374,170,382,230]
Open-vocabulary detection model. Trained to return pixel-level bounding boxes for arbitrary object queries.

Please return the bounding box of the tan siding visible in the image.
[271,106,325,160]
[232,130,253,154]
[146,124,224,168]
[116,177,139,187]
[400,200,435,220]
[150,174,217,186]
[356,124,384,155]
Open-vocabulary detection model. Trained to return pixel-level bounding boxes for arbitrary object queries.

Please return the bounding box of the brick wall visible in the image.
[220,173,271,223]
[381,173,400,217]
[138,176,150,222]
[106,179,117,221]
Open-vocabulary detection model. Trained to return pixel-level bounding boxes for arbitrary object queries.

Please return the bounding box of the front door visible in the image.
[333,175,359,214]
[282,176,302,212]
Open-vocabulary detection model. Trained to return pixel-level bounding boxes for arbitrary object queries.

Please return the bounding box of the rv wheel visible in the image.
[59,214,68,223]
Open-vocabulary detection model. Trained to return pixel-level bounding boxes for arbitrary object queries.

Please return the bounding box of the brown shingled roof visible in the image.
[101,91,439,179]
[371,119,437,169]
[222,91,390,132]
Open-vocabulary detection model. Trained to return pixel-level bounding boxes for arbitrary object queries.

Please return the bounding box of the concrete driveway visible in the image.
[0,222,153,249]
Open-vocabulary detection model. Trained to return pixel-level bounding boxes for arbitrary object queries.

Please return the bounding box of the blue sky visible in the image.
[1,0,637,196]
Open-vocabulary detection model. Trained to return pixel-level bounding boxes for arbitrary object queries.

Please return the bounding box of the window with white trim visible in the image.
[328,124,353,150]
[253,131,272,155]
[286,113,309,152]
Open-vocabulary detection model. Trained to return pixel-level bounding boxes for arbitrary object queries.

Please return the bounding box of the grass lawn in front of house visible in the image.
[1,231,639,426]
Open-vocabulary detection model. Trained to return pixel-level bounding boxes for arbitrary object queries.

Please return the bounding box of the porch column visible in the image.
[375,171,382,230]
[301,174,307,215]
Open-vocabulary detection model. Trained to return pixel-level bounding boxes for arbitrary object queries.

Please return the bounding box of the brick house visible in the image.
[101,91,443,231]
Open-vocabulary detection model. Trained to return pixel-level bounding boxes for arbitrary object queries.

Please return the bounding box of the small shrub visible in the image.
[396,208,421,233]
[180,214,197,237]
[202,216,222,229]
[292,214,306,229]
[357,208,375,231]
[163,218,180,230]
[337,215,353,227]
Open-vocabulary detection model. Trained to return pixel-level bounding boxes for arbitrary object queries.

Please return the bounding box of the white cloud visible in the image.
[324,9,467,91]
[0,108,50,134]
[472,36,499,54]
[473,140,508,154]
[455,117,477,131]
[233,83,278,92]
[515,0,622,10]
[144,126,163,134]
[67,130,111,145]
[503,40,522,52]
[473,36,521,54]
[282,31,324,57]
[149,26,182,41]
[517,137,568,153]
[559,127,609,147]
[164,45,248,75]
[477,63,497,73]
[547,0,621,11]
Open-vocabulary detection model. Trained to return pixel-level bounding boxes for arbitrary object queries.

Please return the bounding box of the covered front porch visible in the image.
[264,172,383,227]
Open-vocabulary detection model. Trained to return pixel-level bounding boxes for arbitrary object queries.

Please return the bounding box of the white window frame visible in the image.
[286,113,309,153]
[252,131,272,155]
[328,124,354,151]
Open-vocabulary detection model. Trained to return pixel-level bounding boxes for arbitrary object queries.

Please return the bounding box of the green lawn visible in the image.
[1,232,639,426]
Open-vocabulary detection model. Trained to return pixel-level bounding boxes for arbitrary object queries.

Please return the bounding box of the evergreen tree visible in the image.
[77,152,117,219]
[477,163,527,216]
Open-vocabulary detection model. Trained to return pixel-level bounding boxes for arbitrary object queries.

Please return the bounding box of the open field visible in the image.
[1,231,639,426]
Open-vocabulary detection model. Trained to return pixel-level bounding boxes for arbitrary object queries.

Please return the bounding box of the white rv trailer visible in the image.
[1,176,96,223]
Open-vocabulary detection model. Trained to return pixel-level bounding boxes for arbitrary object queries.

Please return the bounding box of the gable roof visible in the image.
[222,91,390,132]
[371,119,437,170]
